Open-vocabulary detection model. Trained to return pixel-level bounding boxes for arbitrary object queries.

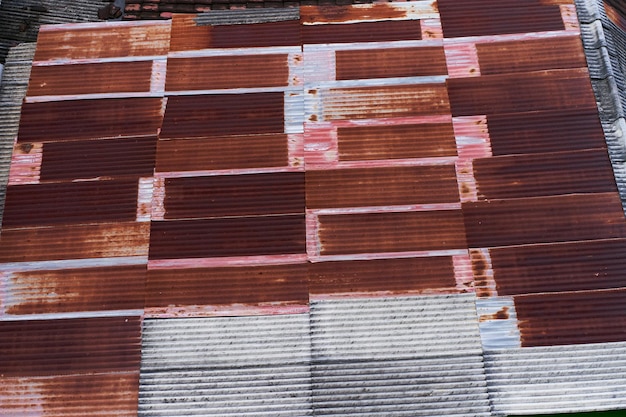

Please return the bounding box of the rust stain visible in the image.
[18,143,33,153]
[301,3,407,24]
[460,183,472,197]
[308,89,317,95]
[470,249,492,298]
[479,306,509,322]
[309,114,318,122]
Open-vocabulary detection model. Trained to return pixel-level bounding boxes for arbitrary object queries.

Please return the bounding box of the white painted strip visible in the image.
[0,256,148,272]
[0,309,144,321]
[309,203,462,215]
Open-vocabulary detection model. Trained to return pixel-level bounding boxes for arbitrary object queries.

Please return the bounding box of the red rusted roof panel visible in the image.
[318,210,467,255]
[486,108,606,156]
[0,222,150,263]
[155,135,289,172]
[473,149,618,199]
[34,23,171,60]
[160,93,284,138]
[447,69,596,116]
[337,123,457,161]
[146,263,308,308]
[27,61,154,96]
[4,265,146,315]
[514,289,626,347]
[149,215,306,259]
[17,98,164,143]
[438,0,564,38]
[335,46,447,80]
[309,256,457,295]
[300,3,418,24]
[3,180,139,229]
[463,193,626,248]
[0,316,141,376]
[302,20,422,44]
[163,172,305,219]
[40,136,156,181]
[491,239,626,296]
[166,55,290,91]
[169,15,212,52]
[306,165,459,209]
[475,36,586,75]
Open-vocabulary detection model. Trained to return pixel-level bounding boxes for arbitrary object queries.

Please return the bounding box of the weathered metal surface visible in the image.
[149,215,306,259]
[17,97,164,142]
[463,193,626,248]
[160,93,284,138]
[300,2,438,24]
[163,172,304,219]
[306,165,459,208]
[302,20,422,45]
[195,8,301,26]
[318,210,467,255]
[155,135,289,172]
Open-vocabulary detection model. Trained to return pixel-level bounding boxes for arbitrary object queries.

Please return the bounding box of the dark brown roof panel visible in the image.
[490,239,626,296]
[17,97,164,143]
[163,172,305,219]
[160,93,284,138]
[3,180,139,229]
[473,149,618,200]
[0,316,141,377]
[486,108,606,156]
[149,215,306,259]
[515,289,626,346]
[463,193,626,248]
[318,210,467,255]
[447,69,596,117]
[309,256,457,295]
[335,46,447,80]
[4,265,147,315]
[306,165,460,209]
[40,136,157,181]
[302,20,421,45]
[27,61,154,97]
[165,54,290,91]
[475,36,586,75]
[147,263,308,307]
[155,134,289,172]
[337,123,457,161]
[438,0,565,38]
[0,222,150,263]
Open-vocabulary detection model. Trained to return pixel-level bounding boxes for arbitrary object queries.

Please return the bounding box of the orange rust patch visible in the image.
[301,3,407,24]
[479,306,510,322]
[470,249,492,298]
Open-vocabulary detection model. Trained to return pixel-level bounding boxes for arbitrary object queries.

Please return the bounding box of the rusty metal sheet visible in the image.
[0,222,150,263]
[337,123,457,161]
[163,172,305,219]
[514,288,626,346]
[447,69,596,116]
[318,210,467,255]
[486,107,606,156]
[33,22,171,61]
[300,2,437,24]
[2,265,146,315]
[438,0,565,38]
[302,20,422,45]
[155,135,289,172]
[146,263,308,308]
[473,149,617,199]
[0,316,141,376]
[39,136,157,181]
[475,36,586,75]
[27,61,154,97]
[0,372,139,417]
[149,215,306,259]
[490,238,626,296]
[160,93,284,139]
[463,193,626,248]
[2,180,139,228]
[309,256,457,295]
[17,97,164,143]
[166,55,289,91]
[335,46,447,80]
[306,165,459,209]
[318,84,450,121]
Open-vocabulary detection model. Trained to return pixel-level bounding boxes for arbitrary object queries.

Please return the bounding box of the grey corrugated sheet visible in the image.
[484,341,626,416]
[195,9,300,26]
[139,314,312,417]
[309,294,492,416]
[0,43,34,228]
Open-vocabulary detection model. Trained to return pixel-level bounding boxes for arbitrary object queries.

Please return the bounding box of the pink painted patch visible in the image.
[444,42,480,78]
[452,252,474,292]
[151,177,165,221]
[306,210,321,259]
[420,19,444,39]
[561,4,580,31]
[8,143,42,185]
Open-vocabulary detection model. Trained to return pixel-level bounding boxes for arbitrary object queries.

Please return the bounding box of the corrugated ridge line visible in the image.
[195,9,300,26]
[0,43,34,229]
[310,294,484,360]
[484,341,626,415]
